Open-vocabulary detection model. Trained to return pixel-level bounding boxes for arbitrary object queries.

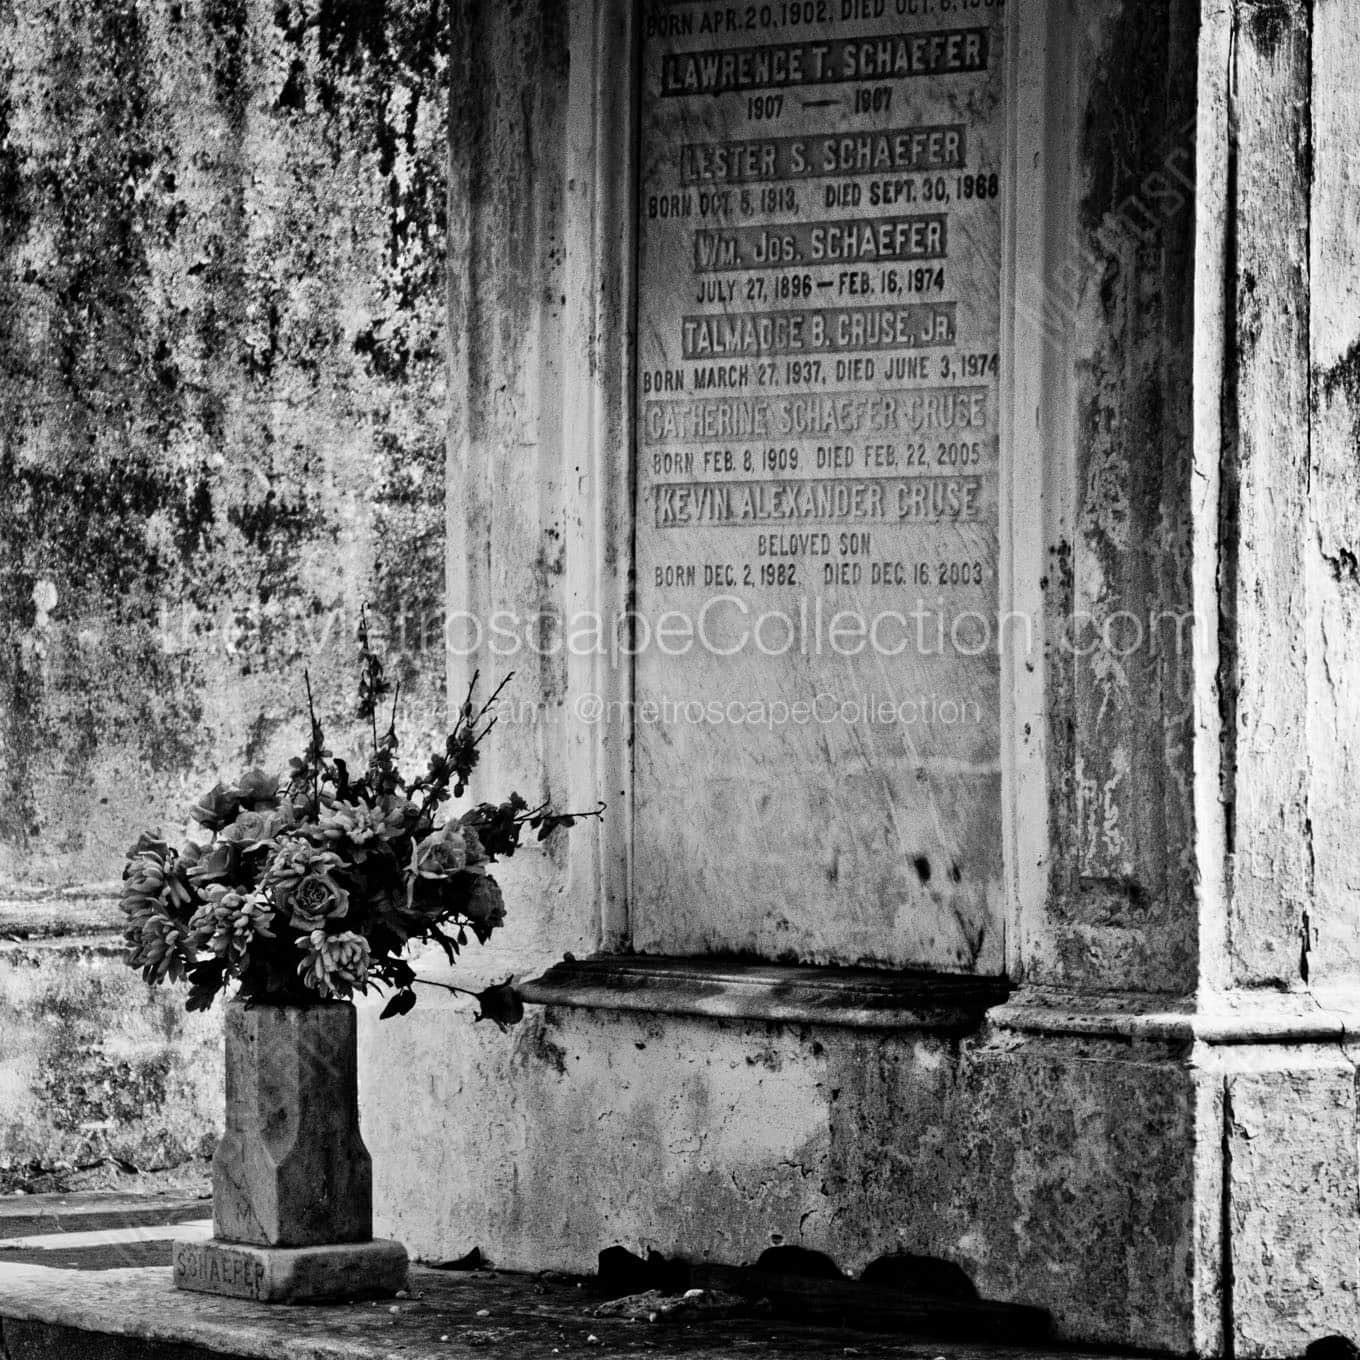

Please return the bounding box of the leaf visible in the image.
[380,989,417,1020]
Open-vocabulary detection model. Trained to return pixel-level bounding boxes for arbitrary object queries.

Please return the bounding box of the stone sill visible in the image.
[520,955,1009,1033]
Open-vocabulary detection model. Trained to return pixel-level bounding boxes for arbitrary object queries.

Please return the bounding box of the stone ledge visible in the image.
[989,987,1360,1046]
[521,955,1009,1032]
[0,1191,209,1238]
[0,1261,1115,1360]
[0,893,121,942]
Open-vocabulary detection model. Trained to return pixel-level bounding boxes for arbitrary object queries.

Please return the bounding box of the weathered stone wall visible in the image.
[0,0,449,895]
[0,0,449,1182]
[0,931,220,1190]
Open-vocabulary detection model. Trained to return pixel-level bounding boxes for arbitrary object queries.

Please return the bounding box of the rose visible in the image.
[461,874,505,943]
[412,824,472,879]
[264,840,351,930]
[297,929,370,998]
[219,810,270,847]
[406,823,490,913]
[188,782,242,833]
[460,824,489,870]
[184,839,234,885]
[218,805,295,852]
[235,768,280,807]
[283,871,350,931]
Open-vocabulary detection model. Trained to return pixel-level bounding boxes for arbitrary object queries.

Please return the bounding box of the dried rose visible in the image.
[473,978,523,1031]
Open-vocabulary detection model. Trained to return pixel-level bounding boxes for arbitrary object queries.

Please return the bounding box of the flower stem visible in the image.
[412,977,481,1000]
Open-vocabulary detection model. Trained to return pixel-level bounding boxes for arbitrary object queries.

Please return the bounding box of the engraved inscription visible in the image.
[175,1241,266,1299]
[634,0,1007,972]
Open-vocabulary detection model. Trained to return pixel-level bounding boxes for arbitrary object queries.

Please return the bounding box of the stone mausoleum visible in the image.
[1,1,1357,1355]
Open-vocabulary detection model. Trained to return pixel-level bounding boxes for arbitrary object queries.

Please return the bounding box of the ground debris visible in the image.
[592,1286,765,1323]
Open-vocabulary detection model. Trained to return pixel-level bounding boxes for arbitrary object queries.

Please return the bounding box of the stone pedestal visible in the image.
[175,999,407,1303]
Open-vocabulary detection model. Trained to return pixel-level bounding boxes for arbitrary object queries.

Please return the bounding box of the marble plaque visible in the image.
[634,0,1007,971]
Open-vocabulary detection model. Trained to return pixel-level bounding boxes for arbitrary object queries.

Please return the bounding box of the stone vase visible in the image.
[174,998,408,1303]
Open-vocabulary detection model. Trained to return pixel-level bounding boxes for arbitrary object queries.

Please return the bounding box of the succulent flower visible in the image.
[188,885,275,967]
[297,929,371,998]
[125,907,195,983]
[121,837,196,914]
[318,799,410,854]
[121,847,198,984]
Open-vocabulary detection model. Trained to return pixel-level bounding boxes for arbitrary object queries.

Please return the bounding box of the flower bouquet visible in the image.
[120,614,601,1025]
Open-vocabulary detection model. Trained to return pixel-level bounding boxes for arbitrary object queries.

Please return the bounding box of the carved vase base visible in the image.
[173,1236,408,1303]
